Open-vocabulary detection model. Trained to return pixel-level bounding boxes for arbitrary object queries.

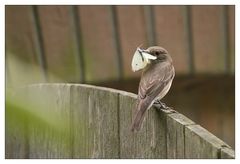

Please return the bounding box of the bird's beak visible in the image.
[141,49,149,53]
[139,49,157,61]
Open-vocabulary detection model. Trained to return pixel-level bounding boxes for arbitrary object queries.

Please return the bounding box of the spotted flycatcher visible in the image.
[131,46,175,132]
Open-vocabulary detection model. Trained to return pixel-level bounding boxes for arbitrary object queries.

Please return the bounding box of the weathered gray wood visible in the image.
[6,84,235,159]
[70,85,89,158]
[166,112,195,158]
[220,146,235,159]
[147,106,169,158]
[185,124,230,159]
[71,84,119,158]
[118,91,136,158]
[119,92,171,158]
[27,84,72,158]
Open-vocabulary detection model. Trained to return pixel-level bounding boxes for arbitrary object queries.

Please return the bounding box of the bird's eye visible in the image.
[155,51,160,56]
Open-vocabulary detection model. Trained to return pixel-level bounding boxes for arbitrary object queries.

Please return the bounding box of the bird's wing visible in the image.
[131,62,174,131]
[138,62,174,99]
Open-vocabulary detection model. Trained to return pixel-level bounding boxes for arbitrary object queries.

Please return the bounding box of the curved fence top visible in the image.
[6,83,234,159]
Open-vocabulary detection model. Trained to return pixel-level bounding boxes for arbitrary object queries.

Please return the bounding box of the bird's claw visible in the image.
[153,100,170,110]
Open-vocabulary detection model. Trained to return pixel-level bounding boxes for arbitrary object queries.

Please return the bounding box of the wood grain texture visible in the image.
[5,84,235,159]
[185,124,230,159]
[118,92,169,158]
[166,112,195,158]
[118,91,136,158]
[70,85,89,158]
[27,84,72,158]
[71,84,119,158]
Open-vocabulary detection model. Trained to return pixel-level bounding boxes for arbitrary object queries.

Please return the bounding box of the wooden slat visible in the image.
[6,6,235,86]
[98,75,235,148]
[109,6,124,80]
[220,6,230,73]
[118,91,135,158]
[143,5,157,46]
[182,6,195,74]
[78,6,118,82]
[31,6,48,81]
[191,6,224,73]
[118,92,169,158]
[6,6,37,64]
[228,5,235,73]
[185,124,230,158]
[166,112,195,158]
[70,85,89,158]
[154,5,189,74]
[5,100,28,159]
[27,84,72,158]
[69,6,86,83]
[220,146,235,159]
[5,84,235,159]
[71,84,119,158]
[147,106,171,158]
[116,6,148,78]
[5,120,28,158]
[6,5,44,86]
[36,6,80,82]
[5,56,12,87]
[5,124,28,159]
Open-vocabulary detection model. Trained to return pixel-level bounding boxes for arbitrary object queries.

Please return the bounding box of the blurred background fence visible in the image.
[6,5,235,148]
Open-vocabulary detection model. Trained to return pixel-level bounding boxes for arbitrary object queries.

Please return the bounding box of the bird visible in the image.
[131,46,175,132]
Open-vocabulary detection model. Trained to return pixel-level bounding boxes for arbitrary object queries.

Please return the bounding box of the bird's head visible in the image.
[144,46,172,63]
[131,46,172,72]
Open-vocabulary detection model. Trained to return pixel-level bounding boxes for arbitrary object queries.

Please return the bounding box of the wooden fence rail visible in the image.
[6,84,234,159]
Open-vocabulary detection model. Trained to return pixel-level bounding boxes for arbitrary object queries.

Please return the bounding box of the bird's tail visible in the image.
[131,100,149,132]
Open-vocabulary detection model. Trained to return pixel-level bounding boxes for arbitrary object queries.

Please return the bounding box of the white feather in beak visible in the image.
[131,47,157,72]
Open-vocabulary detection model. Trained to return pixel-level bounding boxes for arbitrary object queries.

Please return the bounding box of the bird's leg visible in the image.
[153,99,169,110]
[153,99,161,105]
[160,102,168,109]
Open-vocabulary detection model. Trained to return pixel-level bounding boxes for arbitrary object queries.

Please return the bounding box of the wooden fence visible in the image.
[6,84,234,159]
[6,5,235,86]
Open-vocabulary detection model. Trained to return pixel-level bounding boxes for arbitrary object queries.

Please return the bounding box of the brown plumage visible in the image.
[131,46,175,132]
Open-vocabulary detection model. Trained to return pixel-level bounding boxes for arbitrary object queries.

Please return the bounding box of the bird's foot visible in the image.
[153,100,170,110]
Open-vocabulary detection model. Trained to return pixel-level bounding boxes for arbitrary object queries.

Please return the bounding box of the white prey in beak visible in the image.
[131,47,157,72]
